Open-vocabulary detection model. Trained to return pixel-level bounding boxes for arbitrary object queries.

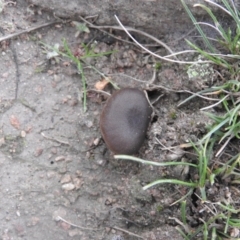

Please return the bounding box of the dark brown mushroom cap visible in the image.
[100,88,152,154]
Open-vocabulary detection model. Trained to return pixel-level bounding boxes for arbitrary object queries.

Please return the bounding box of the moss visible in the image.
[156,205,164,212]
[169,110,177,120]
[187,55,214,81]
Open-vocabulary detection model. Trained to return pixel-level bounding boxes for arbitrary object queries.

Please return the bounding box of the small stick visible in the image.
[56,216,101,231]
[112,226,144,239]
[41,132,69,145]
[79,15,178,58]
[114,15,211,65]
[0,21,61,42]
[200,94,229,111]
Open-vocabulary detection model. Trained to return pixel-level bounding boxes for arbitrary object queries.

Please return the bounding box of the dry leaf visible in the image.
[95,78,110,90]
[10,115,20,129]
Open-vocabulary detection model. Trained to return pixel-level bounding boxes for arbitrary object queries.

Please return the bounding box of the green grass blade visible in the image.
[186,39,230,68]
[181,0,215,52]
[180,201,187,224]
[201,118,229,142]
[221,0,240,27]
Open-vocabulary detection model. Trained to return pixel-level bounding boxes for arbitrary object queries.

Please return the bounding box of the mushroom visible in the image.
[100,88,152,154]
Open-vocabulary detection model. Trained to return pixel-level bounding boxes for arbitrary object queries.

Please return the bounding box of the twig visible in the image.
[112,226,144,239]
[56,216,100,231]
[168,27,196,45]
[0,21,61,42]
[114,15,212,65]
[41,132,69,145]
[78,16,137,46]
[87,89,111,96]
[156,138,183,154]
[177,90,220,107]
[215,134,233,157]
[200,94,229,111]
[169,217,191,233]
[79,15,175,56]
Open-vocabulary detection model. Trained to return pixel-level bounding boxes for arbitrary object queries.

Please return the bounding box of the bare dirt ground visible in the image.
[1,1,235,240]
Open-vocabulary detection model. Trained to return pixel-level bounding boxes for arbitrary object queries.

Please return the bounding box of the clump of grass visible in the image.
[40,39,115,112]
[181,0,240,72]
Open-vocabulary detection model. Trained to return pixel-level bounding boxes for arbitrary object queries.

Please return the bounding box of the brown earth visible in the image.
[0,1,238,240]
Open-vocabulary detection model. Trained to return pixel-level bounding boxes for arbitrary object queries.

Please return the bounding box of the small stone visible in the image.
[85,120,93,128]
[55,156,65,162]
[34,148,43,157]
[61,174,72,184]
[62,183,75,191]
[20,131,26,138]
[96,159,107,166]
[230,227,239,237]
[93,138,100,146]
[73,178,83,190]
[47,171,56,179]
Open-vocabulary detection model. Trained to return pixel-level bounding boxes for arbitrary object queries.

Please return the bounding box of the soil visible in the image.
[0,1,239,240]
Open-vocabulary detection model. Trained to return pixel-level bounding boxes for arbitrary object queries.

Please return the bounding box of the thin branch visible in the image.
[0,21,61,42]
[200,94,229,110]
[215,134,233,157]
[114,15,212,65]
[56,216,101,231]
[79,15,175,56]
[195,22,224,39]
[112,226,144,239]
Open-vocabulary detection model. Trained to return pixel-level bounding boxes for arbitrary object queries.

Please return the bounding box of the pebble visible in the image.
[47,171,56,179]
[55,155,65,162]
[34,148,43,157]
[61,174,72,184]
[20,131,26,138]
[73,177,83,190]
[93,138,100,146]
[62,183,75,191]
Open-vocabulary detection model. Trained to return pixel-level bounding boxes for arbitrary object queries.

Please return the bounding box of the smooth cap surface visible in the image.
[100,88,152,154]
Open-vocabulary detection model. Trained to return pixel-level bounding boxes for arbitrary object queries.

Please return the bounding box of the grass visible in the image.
[116,0,240,239]
[40,39,115,112]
